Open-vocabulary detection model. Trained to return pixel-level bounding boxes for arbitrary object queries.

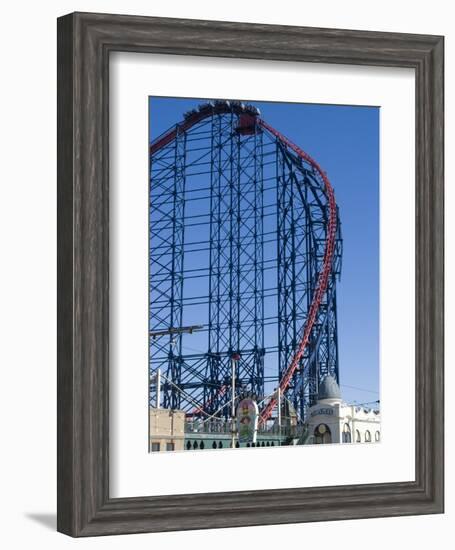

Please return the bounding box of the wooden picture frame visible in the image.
[57,12,444,536]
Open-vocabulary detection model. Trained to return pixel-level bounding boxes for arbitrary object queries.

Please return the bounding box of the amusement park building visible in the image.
[149,375,380,451]
[306,375,381,444]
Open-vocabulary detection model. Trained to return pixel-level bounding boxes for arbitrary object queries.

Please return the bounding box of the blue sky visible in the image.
[149,97,379,407]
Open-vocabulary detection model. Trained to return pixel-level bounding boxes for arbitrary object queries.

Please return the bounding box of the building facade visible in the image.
[149,408,185,452]
[306,375,381,444]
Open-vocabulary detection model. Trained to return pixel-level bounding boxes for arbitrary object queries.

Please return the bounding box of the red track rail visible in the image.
[256,119,337,423]
[150,108,215,155]
[150,106,338,424]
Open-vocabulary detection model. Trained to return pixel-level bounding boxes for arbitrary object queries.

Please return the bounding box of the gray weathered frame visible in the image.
[57,11,444,536]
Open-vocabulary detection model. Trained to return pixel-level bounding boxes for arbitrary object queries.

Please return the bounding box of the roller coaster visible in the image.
[149,99,342,427]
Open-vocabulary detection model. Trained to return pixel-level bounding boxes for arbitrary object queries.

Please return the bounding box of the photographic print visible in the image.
[148,97,380,452]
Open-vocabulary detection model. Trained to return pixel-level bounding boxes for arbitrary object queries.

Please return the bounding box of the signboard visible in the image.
[236,398,259,444]
[310,407,334,417]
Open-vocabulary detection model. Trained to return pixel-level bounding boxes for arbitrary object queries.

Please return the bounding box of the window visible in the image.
[151,442,160,452]
[342,423,351,443]
[356,430,361,443]
[166,442,175,451]
[365,430,371,442]
[375,431,380,442]
[314,424,332,444]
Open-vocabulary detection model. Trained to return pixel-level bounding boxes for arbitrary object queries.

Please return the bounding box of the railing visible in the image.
[184,420,307,439]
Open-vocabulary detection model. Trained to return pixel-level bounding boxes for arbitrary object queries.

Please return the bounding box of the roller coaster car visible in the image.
[236,113,259,136]
[183,109,198,119]
[229,100,242,110]
[198,103,212,113]
[244,105,260,116]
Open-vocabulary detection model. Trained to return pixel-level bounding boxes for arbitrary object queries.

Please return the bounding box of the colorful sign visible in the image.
[236,398,259,444]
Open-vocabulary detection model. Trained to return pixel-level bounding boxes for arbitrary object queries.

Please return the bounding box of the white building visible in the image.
[306,375,380,444]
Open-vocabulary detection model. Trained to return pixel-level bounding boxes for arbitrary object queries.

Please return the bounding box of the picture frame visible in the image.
[57,11,444,536]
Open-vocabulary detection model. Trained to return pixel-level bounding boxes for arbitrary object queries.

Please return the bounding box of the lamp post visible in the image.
[277,386,282,445]
[231,353,241,448]
[148,324,204,452]
[149,324,204,340]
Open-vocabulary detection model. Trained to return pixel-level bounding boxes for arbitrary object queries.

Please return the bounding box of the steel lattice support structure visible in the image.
[149,100,342,424]
[205,113,266,415]
[275,142,342,420]
[149,126,187,410]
